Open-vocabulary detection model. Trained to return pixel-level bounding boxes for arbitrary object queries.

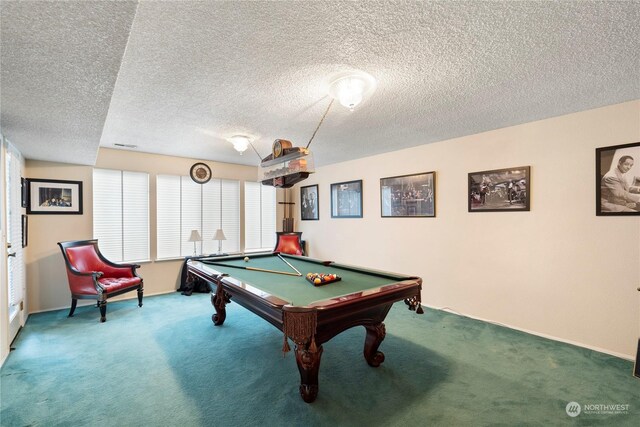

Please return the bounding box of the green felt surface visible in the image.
[198,253,413,306]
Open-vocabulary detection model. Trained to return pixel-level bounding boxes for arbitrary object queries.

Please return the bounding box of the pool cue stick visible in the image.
[202,261,301,277]
[277,253,302,276]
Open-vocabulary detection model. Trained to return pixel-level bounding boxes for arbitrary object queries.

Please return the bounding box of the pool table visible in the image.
[186,252,423,403]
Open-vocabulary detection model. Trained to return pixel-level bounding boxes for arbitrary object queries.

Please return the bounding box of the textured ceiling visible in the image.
[2,1,639,167]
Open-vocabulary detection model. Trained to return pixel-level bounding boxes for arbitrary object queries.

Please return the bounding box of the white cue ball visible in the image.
[244,257,250,262]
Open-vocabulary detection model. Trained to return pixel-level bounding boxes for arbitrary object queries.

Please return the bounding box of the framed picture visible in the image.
[21,178,28,208]
[300,184,319,220]
[380,171,435,217]
[468,166,530,212]
[596,142,640,215]
[27,178,83,215]
[331,180,363,218]
[21,214,28,248]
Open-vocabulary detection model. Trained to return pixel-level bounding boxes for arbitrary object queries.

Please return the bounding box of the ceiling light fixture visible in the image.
[327,71,376,111]
[228,135,251,154]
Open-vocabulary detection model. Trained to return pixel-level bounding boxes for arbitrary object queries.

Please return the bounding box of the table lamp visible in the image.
[213,228,226,255]
[188,229,202,256]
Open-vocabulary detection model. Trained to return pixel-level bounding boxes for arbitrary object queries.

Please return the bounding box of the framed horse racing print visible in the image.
[468,166,530,212]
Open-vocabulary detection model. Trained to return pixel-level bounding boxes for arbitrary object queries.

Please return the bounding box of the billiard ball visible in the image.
[244,257,249,262]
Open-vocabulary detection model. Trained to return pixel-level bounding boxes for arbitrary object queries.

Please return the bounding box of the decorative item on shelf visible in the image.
[190,162,212,184]
[213,228,226,255]
[188,229,202,256]
[247,69,377,188]
[259,141,315,188]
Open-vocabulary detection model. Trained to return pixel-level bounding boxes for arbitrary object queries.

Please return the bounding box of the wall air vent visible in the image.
[113,143,138,149]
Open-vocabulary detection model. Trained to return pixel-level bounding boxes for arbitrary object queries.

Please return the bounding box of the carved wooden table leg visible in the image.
[294,342,323,403]
[363,323,386,367]
[210,278,230,326]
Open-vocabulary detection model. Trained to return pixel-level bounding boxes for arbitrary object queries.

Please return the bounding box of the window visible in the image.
[244,182,276,251]
[93,169,149,262]
[157,176,239,259]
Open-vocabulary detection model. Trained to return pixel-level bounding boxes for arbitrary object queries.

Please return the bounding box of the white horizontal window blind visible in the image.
[6,142,24,312]
[244,182,261,250]
[93,169,149,262]
[156,175,181,259]
[156,175,240,258]
[221,179,240,253]
[181,178,202,256]
[244,182,276,251]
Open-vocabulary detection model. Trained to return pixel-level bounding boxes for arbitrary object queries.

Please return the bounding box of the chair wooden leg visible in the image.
[98,300,107,322]
[137,286,143,307]
[68,299,78,317]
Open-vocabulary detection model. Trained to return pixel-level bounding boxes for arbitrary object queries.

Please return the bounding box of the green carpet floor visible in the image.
[1,292,638,426]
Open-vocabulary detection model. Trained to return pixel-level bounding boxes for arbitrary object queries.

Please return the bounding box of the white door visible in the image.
[3,139,25,349]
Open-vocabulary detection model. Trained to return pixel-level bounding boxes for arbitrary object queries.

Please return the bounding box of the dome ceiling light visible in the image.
[327,71,377,111]
[227,135,251,154]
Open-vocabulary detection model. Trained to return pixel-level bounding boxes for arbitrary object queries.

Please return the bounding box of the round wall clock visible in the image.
[190,162,212,184]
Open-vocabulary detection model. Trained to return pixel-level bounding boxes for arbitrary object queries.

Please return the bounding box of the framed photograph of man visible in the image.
[468,166,530,212]
[300,184,319,220]
[380,171,435,217]
[27,178,83,215]
[596,141,640,216]
[331,180,363,218]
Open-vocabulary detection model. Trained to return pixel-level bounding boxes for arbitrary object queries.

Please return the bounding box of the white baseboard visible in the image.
[26,289,180,315]
[425,304,634,361]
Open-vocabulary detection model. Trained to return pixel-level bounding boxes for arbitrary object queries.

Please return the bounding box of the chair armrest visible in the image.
[67,267,104,279]
[97,258,140,278]
[66,270,103,295]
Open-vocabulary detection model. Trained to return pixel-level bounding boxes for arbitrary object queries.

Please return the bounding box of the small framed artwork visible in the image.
[331,180,363,218]
[596,141,640,216]
[380,171,436,217]
[21,214,28,248]
[21,178,28,208]
[27,178,83,215]
[300,184,319,220]
[468,166,530,212]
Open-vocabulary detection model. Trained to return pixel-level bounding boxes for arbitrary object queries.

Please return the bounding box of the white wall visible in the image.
[24,148,284,313]
[296,100,640,359]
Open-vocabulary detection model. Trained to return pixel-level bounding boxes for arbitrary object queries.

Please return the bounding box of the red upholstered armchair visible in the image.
[58,240,143,322]
[274,232,305,256]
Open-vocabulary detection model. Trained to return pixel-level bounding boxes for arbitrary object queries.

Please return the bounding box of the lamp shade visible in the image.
[213,229,226,241]
[188,229,202,242]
